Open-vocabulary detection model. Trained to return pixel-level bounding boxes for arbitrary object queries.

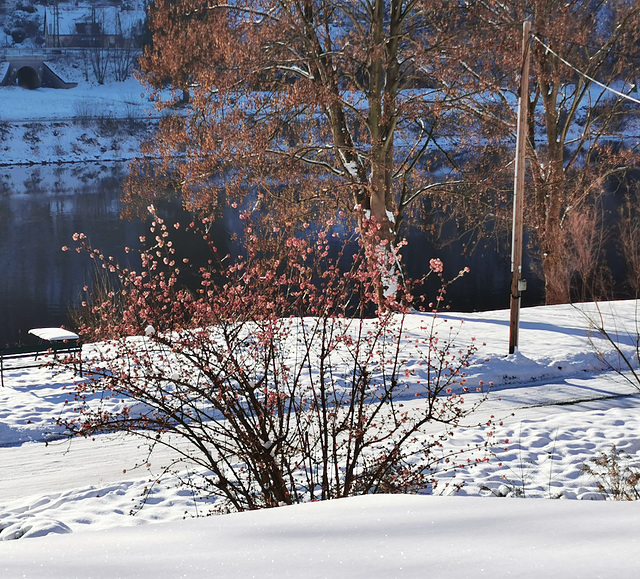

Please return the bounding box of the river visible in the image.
[0,161,543,347]
[0,162,142,346]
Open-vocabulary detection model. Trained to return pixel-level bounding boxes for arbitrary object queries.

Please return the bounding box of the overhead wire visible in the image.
[529,32,640,106]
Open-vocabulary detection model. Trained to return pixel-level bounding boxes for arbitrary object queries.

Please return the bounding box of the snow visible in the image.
[2,58,640,578]
[0,76,157,166]
[1,302,640,577]
[28,327,79,341]
[2,494,638,579]
[0,76,154,122]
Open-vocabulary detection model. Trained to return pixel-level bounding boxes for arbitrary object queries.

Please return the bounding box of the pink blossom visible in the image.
[429,258,443,273]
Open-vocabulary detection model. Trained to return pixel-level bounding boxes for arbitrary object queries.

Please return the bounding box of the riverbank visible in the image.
[0,117,154,167]
[0,76,157,166]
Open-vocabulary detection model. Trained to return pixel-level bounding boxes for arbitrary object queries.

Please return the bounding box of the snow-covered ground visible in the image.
[2,58,640,578]
[0,70,156,166]
[0,75,153,123]
[1,302,640,577]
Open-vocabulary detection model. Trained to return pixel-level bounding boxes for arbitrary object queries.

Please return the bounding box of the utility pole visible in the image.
[52,2,60,48]
[509,21,532,355]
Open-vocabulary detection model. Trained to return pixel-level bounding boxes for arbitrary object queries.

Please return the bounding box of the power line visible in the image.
[531,33,640,106]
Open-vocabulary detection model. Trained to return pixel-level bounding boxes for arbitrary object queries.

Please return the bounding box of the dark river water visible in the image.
[0,162,543,347]
[0,163,143,346]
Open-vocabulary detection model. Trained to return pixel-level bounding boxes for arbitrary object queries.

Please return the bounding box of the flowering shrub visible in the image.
[61,208,487,512]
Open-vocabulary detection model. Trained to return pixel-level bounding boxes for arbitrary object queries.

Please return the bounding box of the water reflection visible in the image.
[0,162,540,347]
[0,163,142,346]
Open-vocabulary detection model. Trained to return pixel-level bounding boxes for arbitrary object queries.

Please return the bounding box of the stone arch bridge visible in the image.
[0,57,77,89]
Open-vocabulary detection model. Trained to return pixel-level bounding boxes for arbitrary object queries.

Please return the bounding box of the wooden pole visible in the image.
[509,21,532,355]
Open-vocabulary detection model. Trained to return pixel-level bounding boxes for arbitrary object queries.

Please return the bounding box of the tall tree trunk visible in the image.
[532,7,571,305]
[364,0,402,304]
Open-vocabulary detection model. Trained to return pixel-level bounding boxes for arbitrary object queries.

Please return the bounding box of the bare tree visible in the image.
[127,0,477,301]
[111,13,140,82]
[87,10,109,85]
[459,0,640,304]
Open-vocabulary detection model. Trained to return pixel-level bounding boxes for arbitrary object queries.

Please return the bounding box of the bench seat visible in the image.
[1,328,82,387]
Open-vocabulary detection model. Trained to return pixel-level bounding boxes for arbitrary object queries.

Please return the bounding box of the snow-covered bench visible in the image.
[0,328,82,387]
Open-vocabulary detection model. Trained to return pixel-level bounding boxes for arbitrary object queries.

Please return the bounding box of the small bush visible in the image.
[11,27,26,44]
[73,100,96,125]
[582,445,640,500]
[22,124,42,144]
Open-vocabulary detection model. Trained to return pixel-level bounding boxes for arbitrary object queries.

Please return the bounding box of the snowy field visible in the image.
[1,301,640,577]
[2,63,640,577]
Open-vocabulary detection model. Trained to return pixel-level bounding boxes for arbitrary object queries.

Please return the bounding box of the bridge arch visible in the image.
[1,59,76,89]
[16,66,40,89]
